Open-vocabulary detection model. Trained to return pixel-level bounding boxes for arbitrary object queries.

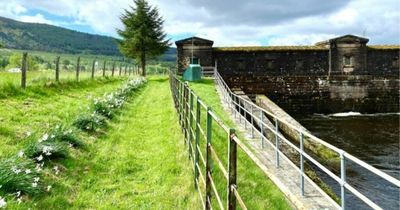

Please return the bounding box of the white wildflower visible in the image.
[32,182,37,188]
[50,134,55,139]
[53,166,59,175]
[26,131,32,137]
[36,155,43,162]
[42,146,53,156]
[25,169,32,174]
[68,143,73,148]
[11,166,21,174]
[0,196,7,208]
[16,191,21,198]
[35,163,43,172]
[17,198,22,204]
[55,125,60,129]
[39,133,49,142]
[46,185,52,192]
[17,150,24,158]
[33,177,40,182]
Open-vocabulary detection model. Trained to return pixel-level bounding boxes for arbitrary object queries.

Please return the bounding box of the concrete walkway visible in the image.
[216,84,339,210]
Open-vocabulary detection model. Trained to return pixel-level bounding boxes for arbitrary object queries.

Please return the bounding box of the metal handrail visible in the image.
[213,69,400,210]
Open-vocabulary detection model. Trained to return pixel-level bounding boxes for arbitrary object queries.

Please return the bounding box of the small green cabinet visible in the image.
[183,64,202,81]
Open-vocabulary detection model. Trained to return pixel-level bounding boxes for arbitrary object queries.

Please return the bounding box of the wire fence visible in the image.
[170,72,248,209]
[0,52,140,89]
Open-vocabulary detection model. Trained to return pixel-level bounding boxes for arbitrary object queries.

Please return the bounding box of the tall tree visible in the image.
[118,0,170,76]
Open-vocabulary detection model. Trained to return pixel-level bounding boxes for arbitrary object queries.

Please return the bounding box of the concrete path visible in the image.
[217,85,339,210]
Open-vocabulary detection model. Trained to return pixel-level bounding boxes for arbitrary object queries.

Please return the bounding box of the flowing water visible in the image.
[298,113,400,210]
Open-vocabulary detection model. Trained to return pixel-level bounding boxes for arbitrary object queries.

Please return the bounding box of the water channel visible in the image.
[298,113,399,210]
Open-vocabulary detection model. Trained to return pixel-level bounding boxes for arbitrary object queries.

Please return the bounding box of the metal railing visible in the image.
[212,69,400,210]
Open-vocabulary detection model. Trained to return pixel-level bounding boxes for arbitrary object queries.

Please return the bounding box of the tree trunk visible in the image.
[141,53,146,77]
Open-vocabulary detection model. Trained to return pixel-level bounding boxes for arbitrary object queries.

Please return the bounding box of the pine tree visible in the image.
[118,0,170,76]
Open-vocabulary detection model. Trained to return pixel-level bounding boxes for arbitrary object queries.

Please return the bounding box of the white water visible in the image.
[314,112,400,118]
[329,111,362,117]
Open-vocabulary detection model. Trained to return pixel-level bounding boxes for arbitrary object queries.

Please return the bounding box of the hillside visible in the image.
[0,16,176,59]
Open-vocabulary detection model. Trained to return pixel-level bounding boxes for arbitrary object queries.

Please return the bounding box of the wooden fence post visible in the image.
[227,129,237,210]
[205,107,213,209]
[21,52,27,89]
[76,56,80,81]
[129,66,131,76]
[124,65,127,75]
[188,89,194,160]
[103,60,106,77]
[91,59,96,79]
[55,56,60,82]
[119,63,122,76]
[194,98,201,189]
[184,82,189,143]
[112,61,115,77]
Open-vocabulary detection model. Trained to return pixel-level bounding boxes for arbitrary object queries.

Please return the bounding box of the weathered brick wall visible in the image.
[224,75,399,115]
[214,47,399,114]
[367,49,399,75]
[175,36,399,114]
[177,46,213,74]
[214,50,329,76]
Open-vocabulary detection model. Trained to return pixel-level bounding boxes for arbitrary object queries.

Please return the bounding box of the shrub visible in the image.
[93,98,115,119]
[73,112,107,132]
[25,141,69,161]
[48,125,84,148]
[0,157,44,196]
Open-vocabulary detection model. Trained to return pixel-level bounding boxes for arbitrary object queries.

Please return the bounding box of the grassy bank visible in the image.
[2,77,199,209]
[0,77,127,157]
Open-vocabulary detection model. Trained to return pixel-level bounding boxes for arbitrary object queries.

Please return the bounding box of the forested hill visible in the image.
[0,16,115,56]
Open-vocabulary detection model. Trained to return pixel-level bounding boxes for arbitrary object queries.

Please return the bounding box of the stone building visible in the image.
[175,35,400,114]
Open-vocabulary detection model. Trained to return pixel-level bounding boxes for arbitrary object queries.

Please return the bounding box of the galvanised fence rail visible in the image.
[213,69,400,210]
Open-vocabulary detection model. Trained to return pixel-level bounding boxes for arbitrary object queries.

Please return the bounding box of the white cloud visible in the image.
[19,13,54,25]
[0,0,27,19]
[0,0,398,45]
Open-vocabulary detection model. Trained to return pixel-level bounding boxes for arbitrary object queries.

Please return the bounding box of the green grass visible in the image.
[0,70,128,93]
[0,75,291,209]
[187,78,292,209]
[0,77,128,157]
[1,76,200,209]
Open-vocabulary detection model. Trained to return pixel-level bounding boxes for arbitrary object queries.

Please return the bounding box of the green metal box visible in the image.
[183,64,202,81]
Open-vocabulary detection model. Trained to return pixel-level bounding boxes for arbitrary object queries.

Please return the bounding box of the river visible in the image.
[298,113,399,210]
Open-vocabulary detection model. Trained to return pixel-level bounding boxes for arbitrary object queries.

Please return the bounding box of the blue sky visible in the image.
[0,0,399,46]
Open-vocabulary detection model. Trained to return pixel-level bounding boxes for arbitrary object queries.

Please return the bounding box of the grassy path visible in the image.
[11,77,199,209]
[70,77,199,208]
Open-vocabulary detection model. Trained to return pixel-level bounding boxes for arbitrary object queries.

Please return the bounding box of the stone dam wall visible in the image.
[176,35,400,115]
